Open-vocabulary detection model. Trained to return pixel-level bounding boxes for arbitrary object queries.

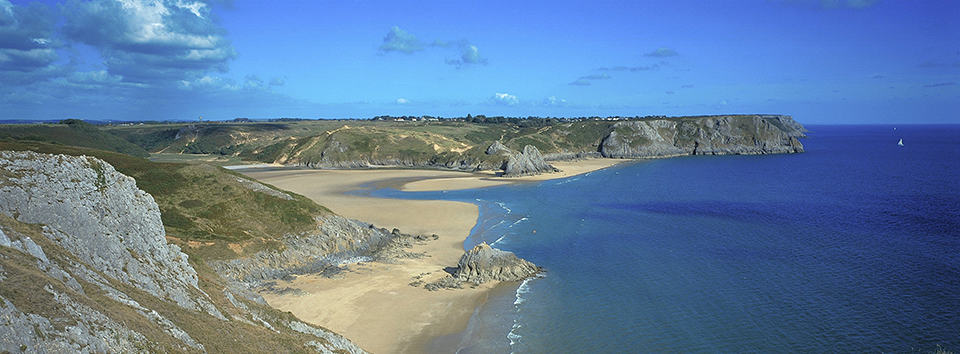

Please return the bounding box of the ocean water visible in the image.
[375,125,960,352]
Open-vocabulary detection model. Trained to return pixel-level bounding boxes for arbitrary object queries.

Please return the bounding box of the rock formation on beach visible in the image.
[0,151,365,353]
[454,242,540,284]
[486,141,560,177]
[502,145,560,177]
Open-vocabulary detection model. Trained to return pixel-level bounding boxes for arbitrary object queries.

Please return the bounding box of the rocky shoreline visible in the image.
[287,115,806,178]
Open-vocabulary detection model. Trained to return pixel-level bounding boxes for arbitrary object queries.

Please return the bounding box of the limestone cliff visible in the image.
[0,151,365,353]
[599,115,805,158]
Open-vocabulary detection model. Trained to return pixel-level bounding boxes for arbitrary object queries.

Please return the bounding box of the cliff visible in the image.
[0,151,365,353]
[599,115,805,158]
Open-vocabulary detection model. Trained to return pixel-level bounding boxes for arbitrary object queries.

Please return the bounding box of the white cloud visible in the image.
[63,0,235,83]
[379,26,423,54]
[396,98,409,104]
[492,92,519,105]
[545,96,567,105]
[174,0,207,18]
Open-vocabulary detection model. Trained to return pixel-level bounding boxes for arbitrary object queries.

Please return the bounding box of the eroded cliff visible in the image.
[599,115,805,158]
[0,151,365,353]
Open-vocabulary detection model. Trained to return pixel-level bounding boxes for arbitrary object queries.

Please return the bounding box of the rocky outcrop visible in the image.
[503,145,560,177]
[485,141,512,155]
[454,243,540,284]
[0,151,366,353]
[600,115,805,158]
[211,217,416,286]
[0,151,219,317]
[234,176,294,200]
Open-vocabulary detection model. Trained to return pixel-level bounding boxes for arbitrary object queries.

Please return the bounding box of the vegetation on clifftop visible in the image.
[100,115,805,170]
[0,140,330,258]
[0,120,150,158]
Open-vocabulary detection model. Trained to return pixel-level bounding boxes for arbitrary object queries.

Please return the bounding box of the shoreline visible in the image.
[240,158,630,353]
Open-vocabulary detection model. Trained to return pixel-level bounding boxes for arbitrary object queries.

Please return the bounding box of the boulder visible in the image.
[454,243,540,284]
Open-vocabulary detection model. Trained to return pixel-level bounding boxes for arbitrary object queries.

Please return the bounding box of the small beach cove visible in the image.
[238,158,627,353]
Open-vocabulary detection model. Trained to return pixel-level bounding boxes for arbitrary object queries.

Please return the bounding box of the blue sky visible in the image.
[1,0,958,123]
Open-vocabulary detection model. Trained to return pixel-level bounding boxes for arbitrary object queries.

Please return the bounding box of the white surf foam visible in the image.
[507,273,544,350]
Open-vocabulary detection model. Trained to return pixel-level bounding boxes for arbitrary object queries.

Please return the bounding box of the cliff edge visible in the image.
[600,115,805,158]
[0,151,365,353]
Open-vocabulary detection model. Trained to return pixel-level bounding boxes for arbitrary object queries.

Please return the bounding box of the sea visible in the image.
[373,125,960,353]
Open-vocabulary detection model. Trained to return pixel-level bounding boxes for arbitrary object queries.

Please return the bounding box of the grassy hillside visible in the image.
[0,140,330,259]
[106,115,804,169]
[106,119,616,168]
[0,120,150,158]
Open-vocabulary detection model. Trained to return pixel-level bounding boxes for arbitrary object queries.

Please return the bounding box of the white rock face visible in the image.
[599,115,806,158]
[0,151,219,317]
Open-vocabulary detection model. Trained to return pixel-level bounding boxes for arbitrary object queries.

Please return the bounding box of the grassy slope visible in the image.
[0,120,150,158]
[0,140,330,260]
[104,115,803,169]
[107,120,617,167]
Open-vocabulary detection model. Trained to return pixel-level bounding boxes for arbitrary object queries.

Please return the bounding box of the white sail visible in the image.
[897,138,904,146]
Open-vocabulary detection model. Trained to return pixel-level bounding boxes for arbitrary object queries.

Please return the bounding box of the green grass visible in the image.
[107,119,620,167]
[0,140,330,256]
[0,120,150,157]
[148,152,255,166]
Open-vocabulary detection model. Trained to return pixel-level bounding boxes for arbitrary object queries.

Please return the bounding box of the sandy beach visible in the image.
[401,158,627,192]
[241,158,628,353]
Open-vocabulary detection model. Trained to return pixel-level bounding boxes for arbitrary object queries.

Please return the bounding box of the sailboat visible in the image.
[897,138,904,147]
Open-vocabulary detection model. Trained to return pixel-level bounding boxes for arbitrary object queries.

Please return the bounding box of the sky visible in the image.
[0,0,958,124]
